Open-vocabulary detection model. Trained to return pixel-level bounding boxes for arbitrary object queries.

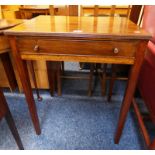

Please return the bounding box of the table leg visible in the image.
[108,64,116,102]
[61,61,64,74]
[46,61,56,96]
[9,36,41,135]
[46,61,62,96]
[0,89,24,150]
[56,62,62,96]
[28,60,42,101]
[88,63,94,96]
[100,63,107,96]
[5,110,24,150]
[114,41,147,144]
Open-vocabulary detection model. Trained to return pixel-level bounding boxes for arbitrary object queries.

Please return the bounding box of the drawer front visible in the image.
[17,38,138,58]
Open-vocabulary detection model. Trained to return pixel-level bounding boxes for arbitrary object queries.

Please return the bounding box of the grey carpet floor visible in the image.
[0,77,146,150]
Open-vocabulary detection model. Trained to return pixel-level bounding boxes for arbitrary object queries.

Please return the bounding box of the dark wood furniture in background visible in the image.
[19,6,49,19]
[0,88,24,149]
[80,5,131,17]
[130,5,143,24]
[0,19,22,91]
[4,15,150,141]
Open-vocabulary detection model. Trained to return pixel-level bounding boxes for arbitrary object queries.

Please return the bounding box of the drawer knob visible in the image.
[113,48,119,54]
[34,45,39,52]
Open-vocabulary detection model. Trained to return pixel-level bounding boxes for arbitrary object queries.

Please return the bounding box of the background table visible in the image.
[0,19,22,90]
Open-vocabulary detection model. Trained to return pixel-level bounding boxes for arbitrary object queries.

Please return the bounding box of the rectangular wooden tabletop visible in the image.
[4,15,151,40]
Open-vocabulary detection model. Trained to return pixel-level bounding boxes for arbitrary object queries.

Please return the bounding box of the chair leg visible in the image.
[5,110,24,150]
[46,61,62,96]
[29,61,42,101]
[107,64,117,102]
[61,61,64,74]
[88,63,95,96]
[56,62,62,96]
[99,64,107,96]
[46,61,55,96]
[79,62,84,70]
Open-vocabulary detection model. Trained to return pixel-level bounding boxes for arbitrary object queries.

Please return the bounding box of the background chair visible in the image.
[80,5,132,97]
[0,88,24,149]
[107,5,143,102]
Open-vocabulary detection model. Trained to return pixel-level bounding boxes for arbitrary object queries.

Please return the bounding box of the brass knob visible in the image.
[113,48,119,54]
[34,45,39,52]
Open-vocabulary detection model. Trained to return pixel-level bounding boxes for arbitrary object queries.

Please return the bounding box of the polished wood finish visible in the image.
[114,41,148,144]
[0,88,24,150]
[4,16,150,139]
[80,5,131,97]
[0,17,49,91]
[8,36,41,135]
[21,54,134,65]
[17,37,138,58]
[4,16,149,39]
[27,5,78,95]
[108,6,143,102]
[28,60,42,101]
[0,19,22,90]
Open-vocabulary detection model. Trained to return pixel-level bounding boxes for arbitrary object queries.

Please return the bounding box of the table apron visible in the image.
[16,37,139,64]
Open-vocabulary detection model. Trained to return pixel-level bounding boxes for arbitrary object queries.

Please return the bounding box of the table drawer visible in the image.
[17,38,138,58]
